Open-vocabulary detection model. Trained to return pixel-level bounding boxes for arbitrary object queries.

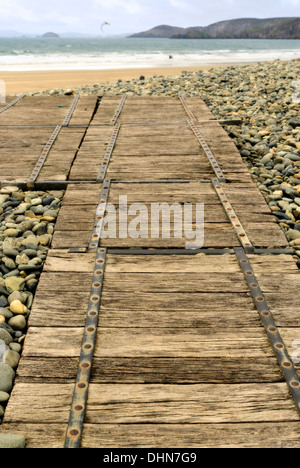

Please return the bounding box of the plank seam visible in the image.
[65,97,102,182]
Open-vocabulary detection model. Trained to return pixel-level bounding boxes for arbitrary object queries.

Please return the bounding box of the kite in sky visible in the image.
[101,22,111,33]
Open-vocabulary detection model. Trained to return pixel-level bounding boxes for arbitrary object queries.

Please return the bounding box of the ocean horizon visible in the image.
[0,37,299,71]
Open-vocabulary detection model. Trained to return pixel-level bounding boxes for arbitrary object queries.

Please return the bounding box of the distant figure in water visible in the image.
[169,55,173,59]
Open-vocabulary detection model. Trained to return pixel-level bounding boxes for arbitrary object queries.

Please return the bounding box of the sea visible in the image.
[0,37,299,71]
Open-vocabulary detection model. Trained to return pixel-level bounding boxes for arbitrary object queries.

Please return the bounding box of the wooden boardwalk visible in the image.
[1,94,300,448]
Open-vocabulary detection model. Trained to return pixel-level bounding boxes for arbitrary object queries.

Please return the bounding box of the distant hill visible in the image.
[129,25,186,38]
[129,17,300,39]
[42,32,60,38]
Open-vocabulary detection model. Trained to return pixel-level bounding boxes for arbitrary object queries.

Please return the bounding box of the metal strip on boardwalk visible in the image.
[27,125,62,188]
[64,247,107,448]
[110,94,127,125]
[235,247,300,415]
[212,178,254,253]
[188,120,227,182]
[88,179,111,251]
[0,94,25,115]
[62,93,80,127]
[178,95,197,122]
[97,124,121,181]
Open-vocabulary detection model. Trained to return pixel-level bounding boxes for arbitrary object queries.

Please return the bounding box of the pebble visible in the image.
[0,434,26,448]
[287,229,300,241]
[0,363,15,392]
[0,329,13,346]
[9,342,21,353]
[8,315,26,331]
[0,188,64,424]
[0,309,13,320]
[3,350,20,368]
[8,291,27,305]
[0,391,10,403]
[4,277,25,293]
[9,300,28,315]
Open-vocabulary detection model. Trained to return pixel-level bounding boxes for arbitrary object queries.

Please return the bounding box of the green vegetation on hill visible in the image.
[129,17,300,39]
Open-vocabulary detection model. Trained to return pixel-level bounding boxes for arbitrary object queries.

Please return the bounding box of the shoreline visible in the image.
[1,64,235,94]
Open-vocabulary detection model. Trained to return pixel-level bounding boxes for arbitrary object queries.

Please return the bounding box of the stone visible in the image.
[0,363,15,392]
[0,297,8,308]
[21,249,38,258]
[8,291,27,305]
[3,248,19,258]
[42,196,55,206]
[3,257,16,270]
[0,391,10,403]
[4,229,20,238]
[0,194,9,204]
[16,253,30,265]
[289,118,300,129]
[9,342,21,353]
[21,236,39,248]
[0,308,13,320]
[38,234,52,246]
[3,350,20,368]
[290,238,300,246]
[0,339,9,359]
[287,229,300,240]
[0,434,26,449]
[0,329,13,345]
[0,186,19,194]
[8,315,26,331]
[4,277,26,293]
[0,323,14,335]
[274,212,291,221]
[9,300,28,315]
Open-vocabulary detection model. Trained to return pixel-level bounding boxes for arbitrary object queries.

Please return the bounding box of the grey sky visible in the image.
[0,0,299,35]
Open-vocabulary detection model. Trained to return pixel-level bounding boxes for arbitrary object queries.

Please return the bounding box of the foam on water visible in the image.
[0,37,299,71]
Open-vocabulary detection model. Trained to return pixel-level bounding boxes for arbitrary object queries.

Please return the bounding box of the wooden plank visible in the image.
[67,96,98,126]
[22,326,274,358]
[16,355,281,384]
[3,382,299,424]
[81,421,300,448]
[44,250,96,272]
[2,421,300,448]
[0,126,85,183]
[0,95,74,126]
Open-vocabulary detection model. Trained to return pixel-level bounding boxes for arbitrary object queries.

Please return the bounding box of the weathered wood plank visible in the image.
[2,421,300,448]
[4,383,298,424]
[16,356,282,384]
[22,326,275,358]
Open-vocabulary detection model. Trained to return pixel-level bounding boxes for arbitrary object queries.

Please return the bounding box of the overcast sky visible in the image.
[0,0,299,35]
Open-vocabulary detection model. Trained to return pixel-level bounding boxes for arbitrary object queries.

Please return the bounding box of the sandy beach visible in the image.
[1,65,229,95]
